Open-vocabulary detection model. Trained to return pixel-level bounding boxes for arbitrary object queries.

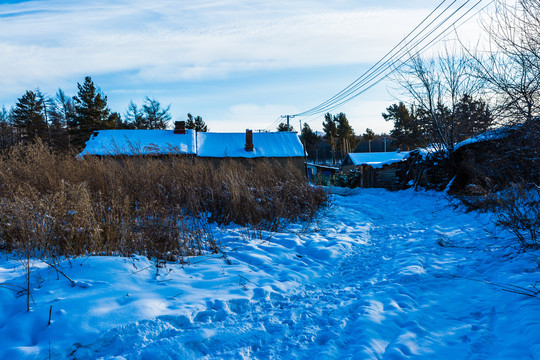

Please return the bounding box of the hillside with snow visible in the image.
[1,188,539,359]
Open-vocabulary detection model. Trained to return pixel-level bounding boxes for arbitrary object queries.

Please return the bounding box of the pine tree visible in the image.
[322,113,338,163]
[35,89,54,146]
[125,101,145,129]
[186,113,208,132]
[50,89,77,151]
[363,128,375,153]
[335,112,355,156]
[300,123,319,159]
[0,105,16,149]
[72,76,115,147]
[323,112,356,161]
[142,97,171,130]
[382,102,426,150]
[73,77,112,129]
[454,94,493,142]
[322,113,337,139]
[108,112,124,129]
[11,90,47,142]
[277,122,294,132]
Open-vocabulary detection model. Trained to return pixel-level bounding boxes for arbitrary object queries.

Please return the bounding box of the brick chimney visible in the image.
[245,129,254,151]
[174,121,186,134]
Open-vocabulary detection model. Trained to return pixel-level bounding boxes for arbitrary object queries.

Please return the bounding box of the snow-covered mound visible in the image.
[454,125,515,150]
[0,189,539,359]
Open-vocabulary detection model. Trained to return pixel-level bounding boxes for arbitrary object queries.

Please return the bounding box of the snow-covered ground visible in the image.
[1,188,539,359]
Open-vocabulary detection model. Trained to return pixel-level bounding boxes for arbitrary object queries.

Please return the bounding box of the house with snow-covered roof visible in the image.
[342,152,410,171]
[79,121,306,173]
[341,151,411,190]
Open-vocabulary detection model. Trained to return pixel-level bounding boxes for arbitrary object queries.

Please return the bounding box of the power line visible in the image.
[297,0,482,118]
[306,0,487,118]
[273,0,492,130]
[296,0,456,117]
[263,115,284,132]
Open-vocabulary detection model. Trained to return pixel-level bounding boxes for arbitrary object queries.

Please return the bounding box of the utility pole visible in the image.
[299,119,306,155]
[281,115,295,131]
[384,137,387,152]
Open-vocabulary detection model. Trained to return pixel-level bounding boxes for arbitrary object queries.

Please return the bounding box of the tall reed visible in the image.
[0,141,327,261]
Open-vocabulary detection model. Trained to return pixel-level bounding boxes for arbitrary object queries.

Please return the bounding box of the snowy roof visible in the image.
[454,126,514,150]
[79,129,197,157]
[345,151,410,169]
[197,131,304,158]
[79,130,304,158]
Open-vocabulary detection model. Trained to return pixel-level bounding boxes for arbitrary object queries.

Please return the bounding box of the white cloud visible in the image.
[0,1,444,88]
[0,0,490,133]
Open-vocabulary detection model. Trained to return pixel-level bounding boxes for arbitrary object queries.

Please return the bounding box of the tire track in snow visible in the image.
[70,190,530,359]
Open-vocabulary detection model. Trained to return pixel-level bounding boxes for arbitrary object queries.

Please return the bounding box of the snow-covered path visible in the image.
[70,190,540,359]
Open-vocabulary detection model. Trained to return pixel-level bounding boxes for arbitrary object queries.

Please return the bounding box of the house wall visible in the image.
[86,154,305,176]
[374,164,404,190]
[198,156,305,175]
[342,163,405,190]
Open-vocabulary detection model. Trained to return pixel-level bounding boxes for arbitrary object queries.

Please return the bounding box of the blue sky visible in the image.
[0,0,484,133]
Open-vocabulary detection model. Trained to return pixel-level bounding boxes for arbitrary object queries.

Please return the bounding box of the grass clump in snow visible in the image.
[0,141,327,262]
[493,184,540,248]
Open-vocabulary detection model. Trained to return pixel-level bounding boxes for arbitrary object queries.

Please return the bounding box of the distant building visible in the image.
[341,151,410,190]
[306,163,340,179]
[79,121,306,173]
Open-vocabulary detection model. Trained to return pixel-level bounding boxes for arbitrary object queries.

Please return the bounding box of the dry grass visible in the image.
[493,184,540,248]
[0,141,327,262]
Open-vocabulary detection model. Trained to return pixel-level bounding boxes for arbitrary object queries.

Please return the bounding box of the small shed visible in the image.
[341,151,410,190]
[306,163,340,179]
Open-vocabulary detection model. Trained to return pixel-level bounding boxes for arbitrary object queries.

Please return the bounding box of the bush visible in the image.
[0,141,327,262]
[332,171,363,188]
[494,184,539,248]
[312,171,362,188]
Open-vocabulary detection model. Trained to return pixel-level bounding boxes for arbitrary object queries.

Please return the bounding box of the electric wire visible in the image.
[263,116,284,132]
[296,0,480,118]
[295,0,455,117]
[296,0,493,129]
[303,0,487,118]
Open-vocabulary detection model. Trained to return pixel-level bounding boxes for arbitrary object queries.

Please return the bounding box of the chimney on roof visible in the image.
[245,129,254,151]
[174,121,186,134]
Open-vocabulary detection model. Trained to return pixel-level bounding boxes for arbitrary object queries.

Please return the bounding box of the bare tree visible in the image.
[0,106,17,150]
[475,0,540,123]
[396,46,484,151]
[450,1,539,245]
[473,0,539,177]
[36,89,53,146]
[55,89,76,151]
